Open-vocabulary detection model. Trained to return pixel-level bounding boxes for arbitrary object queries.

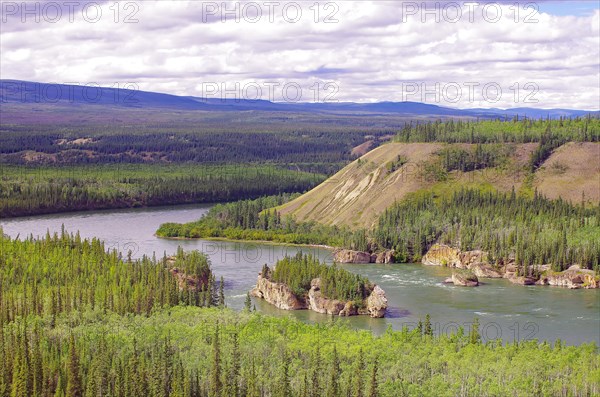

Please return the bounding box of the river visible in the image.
[1,204,598,345]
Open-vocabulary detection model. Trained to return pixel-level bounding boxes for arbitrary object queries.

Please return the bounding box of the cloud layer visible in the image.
[1,1,599,109]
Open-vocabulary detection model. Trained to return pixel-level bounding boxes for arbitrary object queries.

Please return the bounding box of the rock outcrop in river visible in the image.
[333,249,395,264]
[251,272,388,318]
[537,266,599,289]
[423,244,600,289]
[251,274,305,310]
[444,271,479,287]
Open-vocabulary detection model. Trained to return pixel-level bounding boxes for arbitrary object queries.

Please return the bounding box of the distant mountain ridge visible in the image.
[1,80,597,119]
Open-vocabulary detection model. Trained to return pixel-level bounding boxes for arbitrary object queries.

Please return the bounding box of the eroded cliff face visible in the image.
[251,274,388,317]
[470,263,503,278]
[423,244,599,289]
[333,249,372,264]
[422,245,462,267]
[375,250,395,264]
[307,278,346,315]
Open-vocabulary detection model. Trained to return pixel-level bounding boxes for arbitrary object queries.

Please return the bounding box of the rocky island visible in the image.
[423,244,600,289]
[251,254,388,317]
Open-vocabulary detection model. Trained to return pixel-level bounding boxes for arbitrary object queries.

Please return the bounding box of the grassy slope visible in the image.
[278,142,600,229]
[534,142,600,204]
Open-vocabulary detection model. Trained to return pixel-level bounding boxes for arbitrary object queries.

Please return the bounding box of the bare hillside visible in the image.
[277,143,443,228]
[278,142,599,229]
[535,142,600,204]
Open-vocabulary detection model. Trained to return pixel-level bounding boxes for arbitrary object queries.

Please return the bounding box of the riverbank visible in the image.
[156,233,336,250]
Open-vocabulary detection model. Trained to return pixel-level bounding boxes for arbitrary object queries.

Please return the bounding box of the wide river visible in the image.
[1,204,598,345]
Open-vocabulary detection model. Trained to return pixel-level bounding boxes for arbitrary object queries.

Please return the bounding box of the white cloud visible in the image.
[1,1,598,109]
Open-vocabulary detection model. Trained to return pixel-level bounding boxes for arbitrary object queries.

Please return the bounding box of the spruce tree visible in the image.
[230,332,240,397]
[424,314,433,337]
[65,334,82,397]
[219,276,225,307]
[352,348,365,397]
[367,358,378,397]
[10,344,29,397]
[210,324,222,396]
[246,358,259,397]
[326,346,340,397]
[310,345,321,397]
[244,292,252,312]
[470,318,481,344]
[278,350,292,397]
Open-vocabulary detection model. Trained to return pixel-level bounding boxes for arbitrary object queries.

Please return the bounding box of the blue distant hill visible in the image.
[1,80,596,119]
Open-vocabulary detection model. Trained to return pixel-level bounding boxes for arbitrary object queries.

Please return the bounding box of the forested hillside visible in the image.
[157,187,600,272]
[0,165,324,218]
[1,233,598,396]
[0,107,400,170]
[0,231,221,322]
[372,189,600,270]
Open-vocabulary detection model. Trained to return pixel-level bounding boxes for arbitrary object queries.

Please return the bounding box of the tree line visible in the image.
[0,127,383,170]
[395,116,599,143]
[2,304,598,397]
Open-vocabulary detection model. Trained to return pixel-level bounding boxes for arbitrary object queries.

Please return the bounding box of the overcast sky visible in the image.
[1,1,599,109]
